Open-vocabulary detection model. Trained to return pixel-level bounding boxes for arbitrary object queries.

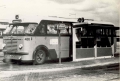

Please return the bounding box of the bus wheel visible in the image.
[34,49,46,65]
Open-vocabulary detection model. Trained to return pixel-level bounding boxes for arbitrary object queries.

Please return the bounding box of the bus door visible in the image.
[72,26,95,61]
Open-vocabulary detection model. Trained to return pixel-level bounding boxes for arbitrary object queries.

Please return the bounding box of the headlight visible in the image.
[2,44,6,48]
[19,44,23,49]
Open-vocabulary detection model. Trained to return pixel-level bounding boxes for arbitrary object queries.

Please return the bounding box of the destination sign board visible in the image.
[58,23,66,30]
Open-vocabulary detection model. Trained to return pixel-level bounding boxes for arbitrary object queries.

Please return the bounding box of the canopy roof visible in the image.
[73,21,119,30]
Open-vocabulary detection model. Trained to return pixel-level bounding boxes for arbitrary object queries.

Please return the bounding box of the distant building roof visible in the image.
[0,22,9,29]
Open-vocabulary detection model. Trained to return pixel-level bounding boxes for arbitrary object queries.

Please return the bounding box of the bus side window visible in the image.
[60,29,68,34]
[60,24,69,34]
[47,24,57,34]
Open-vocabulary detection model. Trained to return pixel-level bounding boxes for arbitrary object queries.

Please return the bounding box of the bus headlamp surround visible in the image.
[19,44,23,49]
[2,44,6,48]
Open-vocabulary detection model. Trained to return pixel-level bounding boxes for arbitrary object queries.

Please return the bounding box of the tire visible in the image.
[34,49,46,65]
[3,59,6,63]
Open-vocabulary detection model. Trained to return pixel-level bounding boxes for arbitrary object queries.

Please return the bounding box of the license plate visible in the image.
[11,55,21,59]
[5,55,21,60]
[5,55,11,59]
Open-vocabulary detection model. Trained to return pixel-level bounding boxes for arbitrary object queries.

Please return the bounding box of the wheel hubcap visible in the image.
[36,51,44,63]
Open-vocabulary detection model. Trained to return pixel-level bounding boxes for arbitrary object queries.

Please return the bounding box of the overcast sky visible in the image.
[0,0,119,26]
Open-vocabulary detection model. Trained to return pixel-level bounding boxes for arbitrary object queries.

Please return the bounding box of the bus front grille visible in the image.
[5,39,17,52]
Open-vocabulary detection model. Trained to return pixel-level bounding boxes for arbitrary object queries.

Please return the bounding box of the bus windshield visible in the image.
[3,23,38,35]
[0,22,8,36]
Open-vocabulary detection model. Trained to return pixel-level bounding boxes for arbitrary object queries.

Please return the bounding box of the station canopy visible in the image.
[73,21,119,30]
[0,22,9,29]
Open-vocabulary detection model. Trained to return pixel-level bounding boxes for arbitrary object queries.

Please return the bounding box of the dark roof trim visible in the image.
[73,23,119,30]
[9,22,38,25]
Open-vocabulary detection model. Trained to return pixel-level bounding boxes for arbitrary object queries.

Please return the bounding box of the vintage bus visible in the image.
[3,17,77,64]
[0,22,9,51]
[2,17,119,64]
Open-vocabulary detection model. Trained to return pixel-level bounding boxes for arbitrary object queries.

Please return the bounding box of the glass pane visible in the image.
[47,24,57,34]
[25,24,38,34]
[11,26,17,34]
[3,26,13,34]
[105,29,110,36]
[17,26,24,34]
[59,24,69,34]
[96,29,102,35]
[109,29,111,35]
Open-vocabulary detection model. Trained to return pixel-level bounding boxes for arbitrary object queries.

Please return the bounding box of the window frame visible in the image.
[36,20,72,36]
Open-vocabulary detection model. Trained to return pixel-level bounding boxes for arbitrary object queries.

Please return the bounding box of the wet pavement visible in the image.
[0,57,119,71]
[0,52,119,81]
[0,63,119,81]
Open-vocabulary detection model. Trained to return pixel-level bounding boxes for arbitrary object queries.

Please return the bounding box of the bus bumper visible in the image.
[3,51,28,61]
[3,50,28,55]
[3,58,33,64]
[0,49,2,52]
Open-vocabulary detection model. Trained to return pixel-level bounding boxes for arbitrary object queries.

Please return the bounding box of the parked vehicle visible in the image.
[0,22,9,51]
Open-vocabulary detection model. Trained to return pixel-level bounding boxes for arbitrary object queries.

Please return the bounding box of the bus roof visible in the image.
[0,25,7,29]
[20,16,78,23]
[9,22,38,25]
[0,22,9,29]
[41,17,77,22]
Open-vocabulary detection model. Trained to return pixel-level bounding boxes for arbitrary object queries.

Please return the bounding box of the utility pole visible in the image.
[58,23,66,64]
[58,30,61,64]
